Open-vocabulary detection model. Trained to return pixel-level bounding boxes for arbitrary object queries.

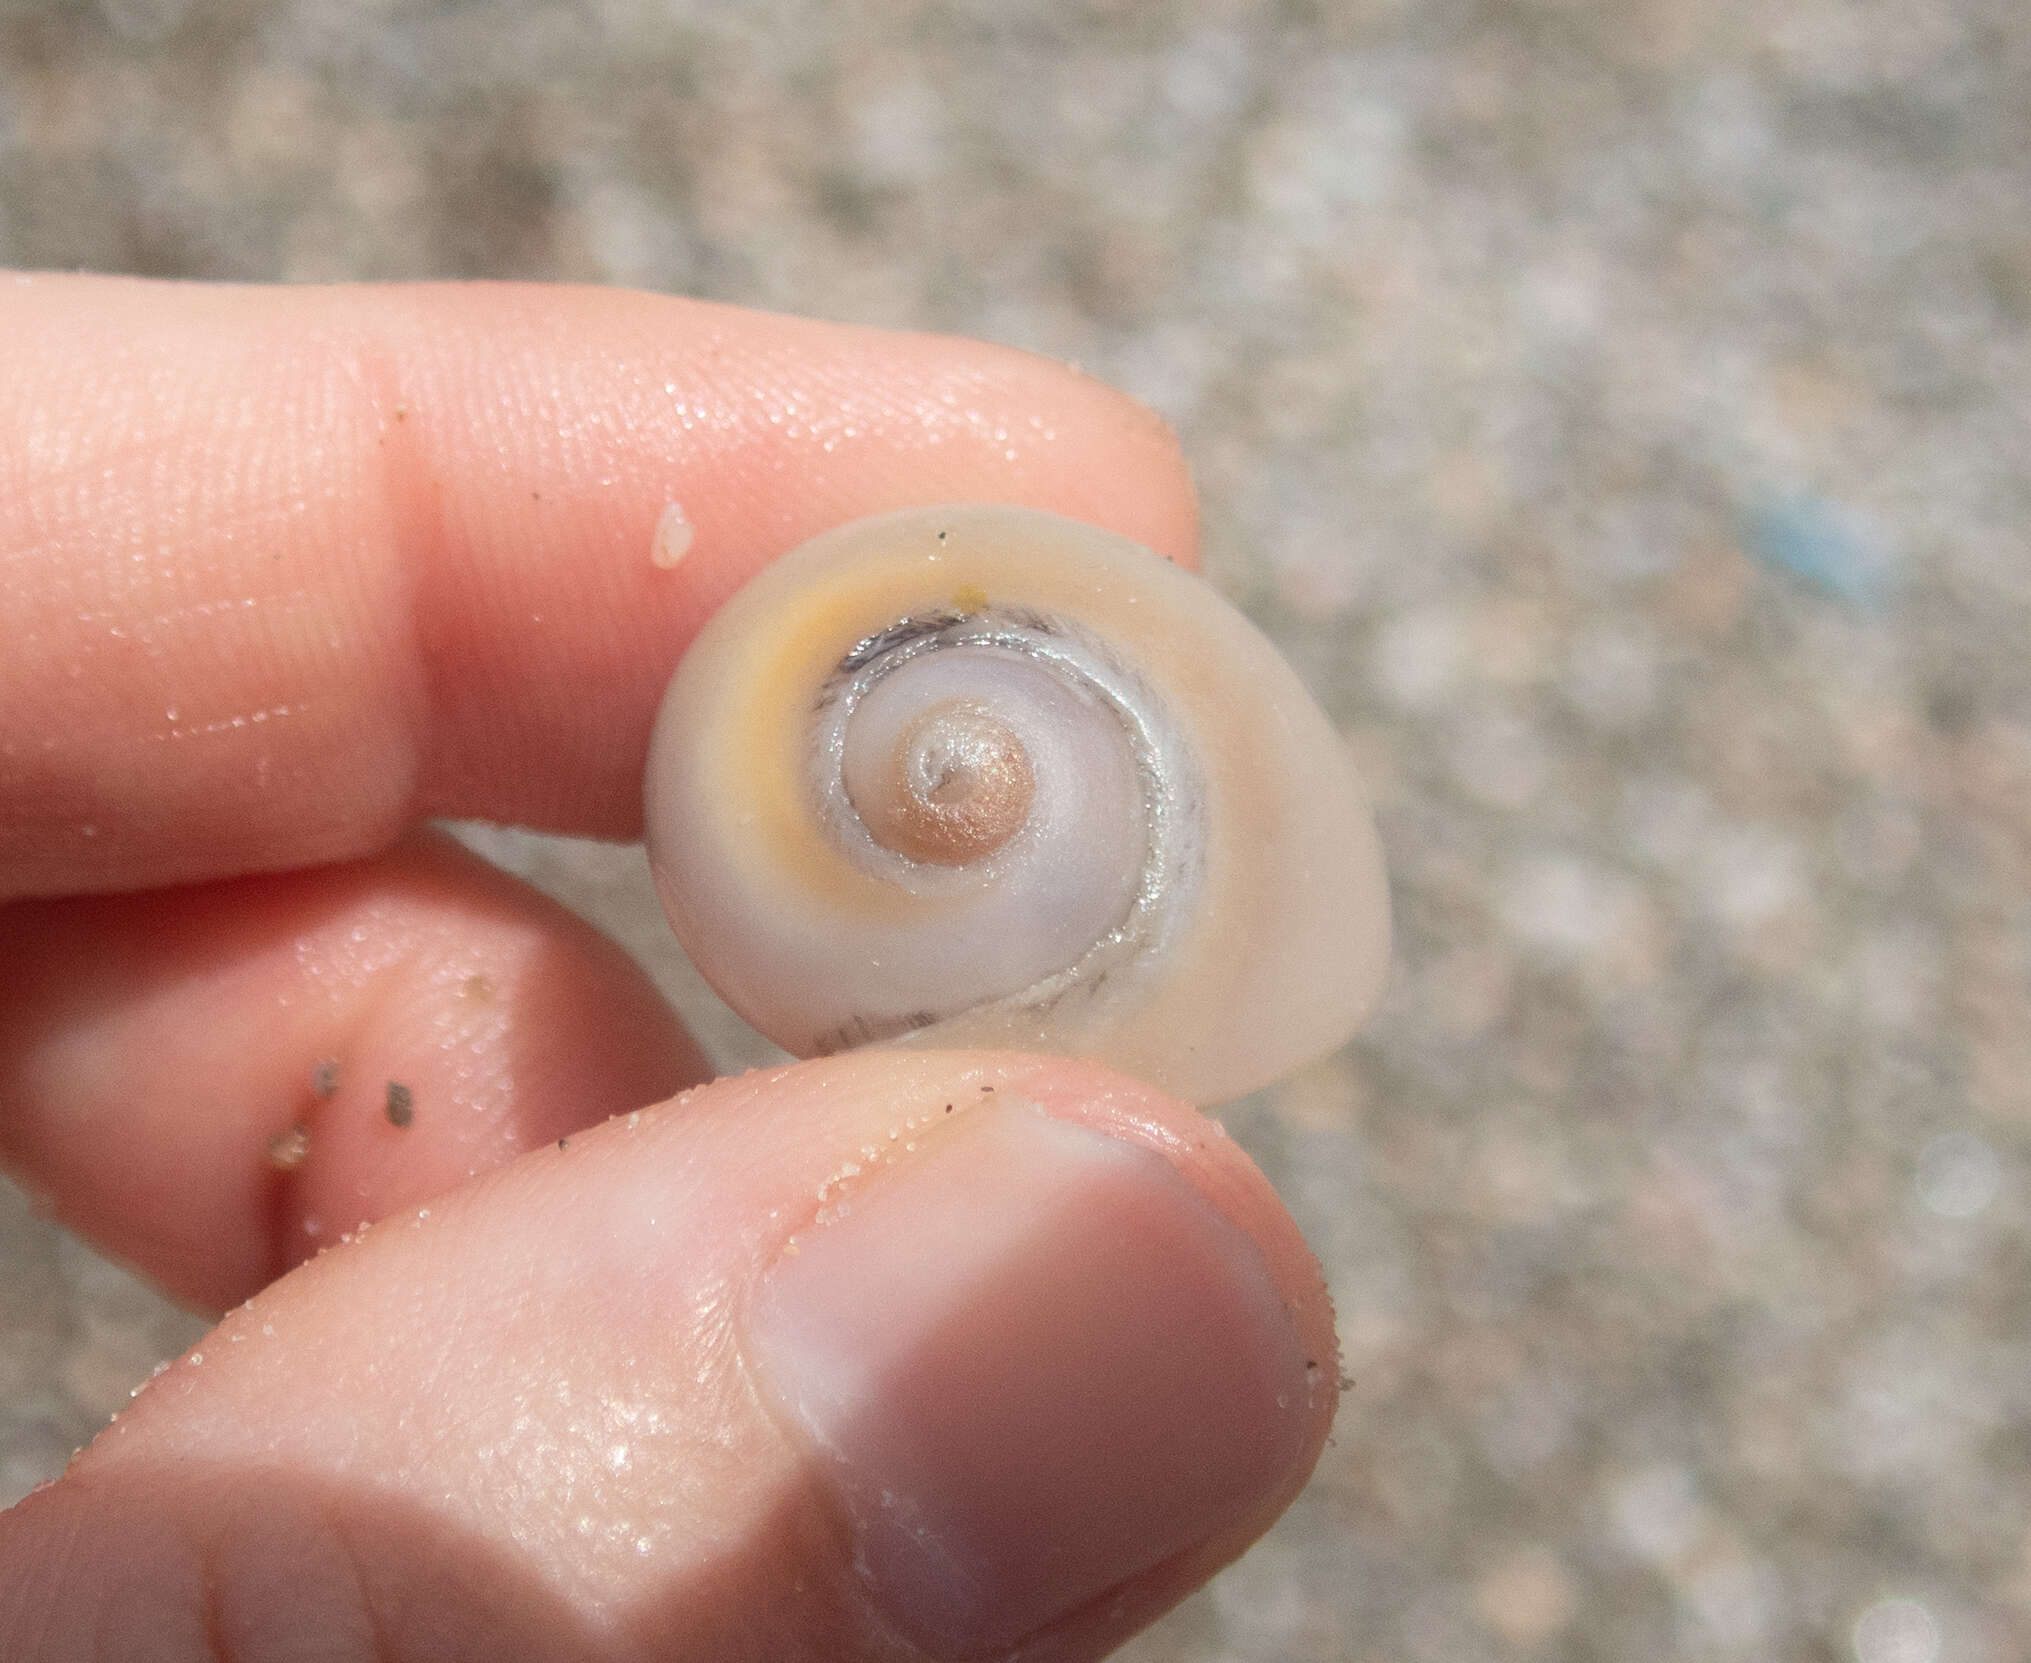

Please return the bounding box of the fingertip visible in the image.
[0,829,704,1310]
[2,278,1204,889]
[744,1056,1333,1656]
[936,335,1203,574]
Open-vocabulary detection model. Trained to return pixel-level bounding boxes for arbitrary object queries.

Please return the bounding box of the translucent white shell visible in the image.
[644,504,1389,1104]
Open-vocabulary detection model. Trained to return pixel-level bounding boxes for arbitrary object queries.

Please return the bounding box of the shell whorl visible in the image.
[810,606,1202,1038]
[644,504,1390,1104]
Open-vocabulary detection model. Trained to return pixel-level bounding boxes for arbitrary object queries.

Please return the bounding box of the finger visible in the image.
[0,828,703,1312]
[0,276,1199,898]
[0,1051,1337,1663]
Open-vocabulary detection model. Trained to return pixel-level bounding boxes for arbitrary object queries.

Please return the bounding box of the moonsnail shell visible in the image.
[644,504,1389,1104]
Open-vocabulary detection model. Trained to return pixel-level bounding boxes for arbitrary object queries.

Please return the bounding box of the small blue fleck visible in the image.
[1743,493,1892,606]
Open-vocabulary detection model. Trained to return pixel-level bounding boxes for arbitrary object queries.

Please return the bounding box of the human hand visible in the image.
[0,277,1339,1662]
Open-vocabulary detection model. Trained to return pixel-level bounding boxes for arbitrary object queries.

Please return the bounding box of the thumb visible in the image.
[0,1050,1337,1663]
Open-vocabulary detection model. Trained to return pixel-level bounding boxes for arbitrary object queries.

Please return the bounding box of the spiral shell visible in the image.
[644,504,1389,1104]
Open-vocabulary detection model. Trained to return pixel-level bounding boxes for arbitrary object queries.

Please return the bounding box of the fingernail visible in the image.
[747,1098,1316,1657]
